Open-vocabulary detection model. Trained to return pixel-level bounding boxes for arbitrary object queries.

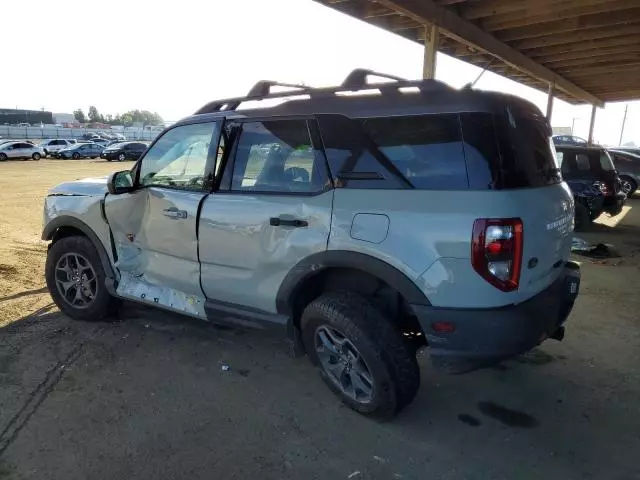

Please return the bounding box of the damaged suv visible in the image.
[43,69,580,418]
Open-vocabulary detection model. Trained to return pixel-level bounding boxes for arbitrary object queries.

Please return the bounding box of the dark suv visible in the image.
[555,145,626,229]
[100,141,147,161]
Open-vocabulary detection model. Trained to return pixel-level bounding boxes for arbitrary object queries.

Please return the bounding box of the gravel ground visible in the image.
[0,160,639,480]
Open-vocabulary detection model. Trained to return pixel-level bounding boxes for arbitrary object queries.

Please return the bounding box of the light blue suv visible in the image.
[42,70,581,418]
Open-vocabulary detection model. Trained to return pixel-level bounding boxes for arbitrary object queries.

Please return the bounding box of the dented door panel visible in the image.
[104,187,208,317]
[199,191,333,313]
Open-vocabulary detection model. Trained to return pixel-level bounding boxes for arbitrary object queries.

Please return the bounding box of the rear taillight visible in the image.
[471,218,523,292]
[593,180,610,196]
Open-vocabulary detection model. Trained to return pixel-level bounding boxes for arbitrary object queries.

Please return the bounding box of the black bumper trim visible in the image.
[412,262,580,374]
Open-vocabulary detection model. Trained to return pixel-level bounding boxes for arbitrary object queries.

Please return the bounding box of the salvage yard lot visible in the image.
[1,159,640,479]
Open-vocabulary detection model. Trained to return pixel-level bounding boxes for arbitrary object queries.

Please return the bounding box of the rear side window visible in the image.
[494,112,561,188]
[460,113,500,189]
[576,153,591,171]
[359,115,467,190]
[317,113,467,190]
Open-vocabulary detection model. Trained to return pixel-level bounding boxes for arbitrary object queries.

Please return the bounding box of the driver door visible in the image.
[104,120,221,318]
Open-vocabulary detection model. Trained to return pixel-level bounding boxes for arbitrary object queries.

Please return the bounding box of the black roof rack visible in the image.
[194,68,451,115]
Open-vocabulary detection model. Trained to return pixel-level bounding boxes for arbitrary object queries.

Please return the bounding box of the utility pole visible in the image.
[618,104,629,146]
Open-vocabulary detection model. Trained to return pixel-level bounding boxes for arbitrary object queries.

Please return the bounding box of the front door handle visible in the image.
[270,217,308,227]
[163,208,187,219]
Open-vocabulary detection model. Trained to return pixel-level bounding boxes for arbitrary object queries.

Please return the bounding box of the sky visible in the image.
[2,0,638,146]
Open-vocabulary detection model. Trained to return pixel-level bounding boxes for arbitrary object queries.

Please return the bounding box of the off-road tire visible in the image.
[45,236,117,321]
[574,203,591,231]
[301,291,420,419]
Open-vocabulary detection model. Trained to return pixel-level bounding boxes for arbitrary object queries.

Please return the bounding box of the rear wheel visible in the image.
[45,236,117,321]
[301,291,420,418]
[32,152,41,161]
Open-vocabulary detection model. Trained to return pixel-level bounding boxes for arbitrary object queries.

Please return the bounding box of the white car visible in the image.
[39,139,76,156]
[0,141,45,161]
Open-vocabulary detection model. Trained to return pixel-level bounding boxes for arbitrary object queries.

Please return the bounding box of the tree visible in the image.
[88,106,101,123]
[73,109,86,123]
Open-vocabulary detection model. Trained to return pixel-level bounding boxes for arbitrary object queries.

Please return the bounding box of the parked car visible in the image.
[100,141,147,161]
[0,141,45,160]
[613,146,640,156]
[553,135,588,146]
[57,143,104,159]
[91,138,111,147]
[609,149,640,195]
[39,139,76,156]
[556,145,626,229]
[42,69,581,418]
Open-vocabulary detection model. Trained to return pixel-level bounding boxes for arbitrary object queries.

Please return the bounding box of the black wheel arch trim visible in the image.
[276,250,431,316]
[42,215,117,292]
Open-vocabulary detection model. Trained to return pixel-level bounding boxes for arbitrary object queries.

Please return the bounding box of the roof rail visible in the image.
[194,68,451,115]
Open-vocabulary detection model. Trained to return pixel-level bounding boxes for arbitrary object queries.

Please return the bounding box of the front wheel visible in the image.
[45,236,117,321]
[118,153,126,161]
[0,153,7,161]
[72,152,80,160]
[32,152,41,161]
[301,292,420,419]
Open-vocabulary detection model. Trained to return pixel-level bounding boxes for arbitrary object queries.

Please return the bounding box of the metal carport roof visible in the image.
[315,0,640,107]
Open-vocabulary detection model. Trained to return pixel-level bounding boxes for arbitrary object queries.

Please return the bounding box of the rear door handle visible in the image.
[270,217,308,227]
[163,208,187,219]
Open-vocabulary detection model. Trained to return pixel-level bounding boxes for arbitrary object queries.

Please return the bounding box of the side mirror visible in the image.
[107,170,134,194]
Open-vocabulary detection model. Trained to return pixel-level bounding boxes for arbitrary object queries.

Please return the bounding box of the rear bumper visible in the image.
[413,262,580,374]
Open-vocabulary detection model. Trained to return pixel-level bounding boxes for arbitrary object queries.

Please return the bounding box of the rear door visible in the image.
[104,120,221,318]
[199,118,333,315]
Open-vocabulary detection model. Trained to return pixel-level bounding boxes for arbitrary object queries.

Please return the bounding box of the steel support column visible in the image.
[423,24,439,79]
[546,82,555,121]
[588,105,597,145]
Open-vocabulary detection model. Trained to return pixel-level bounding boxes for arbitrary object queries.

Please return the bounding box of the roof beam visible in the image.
[496,9,640,42]
[512,24,640,50]
[544,51,640,69]
[481,1,639,33]
[461,0,569,20]
[375,0,604,106]
[532,43,640,63]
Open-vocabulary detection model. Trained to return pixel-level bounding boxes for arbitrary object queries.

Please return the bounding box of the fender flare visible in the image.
[42,215,117,282]
[276,250,431,316]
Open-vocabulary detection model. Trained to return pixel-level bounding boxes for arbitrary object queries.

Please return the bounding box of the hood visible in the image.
[48,176,108,196]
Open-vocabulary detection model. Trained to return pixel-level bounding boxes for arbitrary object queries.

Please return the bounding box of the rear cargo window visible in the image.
[494,112,561,188]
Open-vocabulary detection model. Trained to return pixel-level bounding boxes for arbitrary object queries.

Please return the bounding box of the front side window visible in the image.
[230,120,325,194]
[140,122,218,190]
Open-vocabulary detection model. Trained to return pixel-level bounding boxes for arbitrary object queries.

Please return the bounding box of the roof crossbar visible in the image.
[194,68,450,114]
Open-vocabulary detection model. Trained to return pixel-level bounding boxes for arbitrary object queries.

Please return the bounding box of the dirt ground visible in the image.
[0,159,639,479]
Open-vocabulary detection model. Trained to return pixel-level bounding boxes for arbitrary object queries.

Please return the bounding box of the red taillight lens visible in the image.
[471,218,523,292]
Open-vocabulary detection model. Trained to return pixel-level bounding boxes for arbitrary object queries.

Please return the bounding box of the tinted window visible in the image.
[460,113,500,189]
[230,120,325,194]
[140,122,218,190]
[359,114,467,190]
[599,151,615,171]
[494,112,561,188]
[576,153,591,171]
